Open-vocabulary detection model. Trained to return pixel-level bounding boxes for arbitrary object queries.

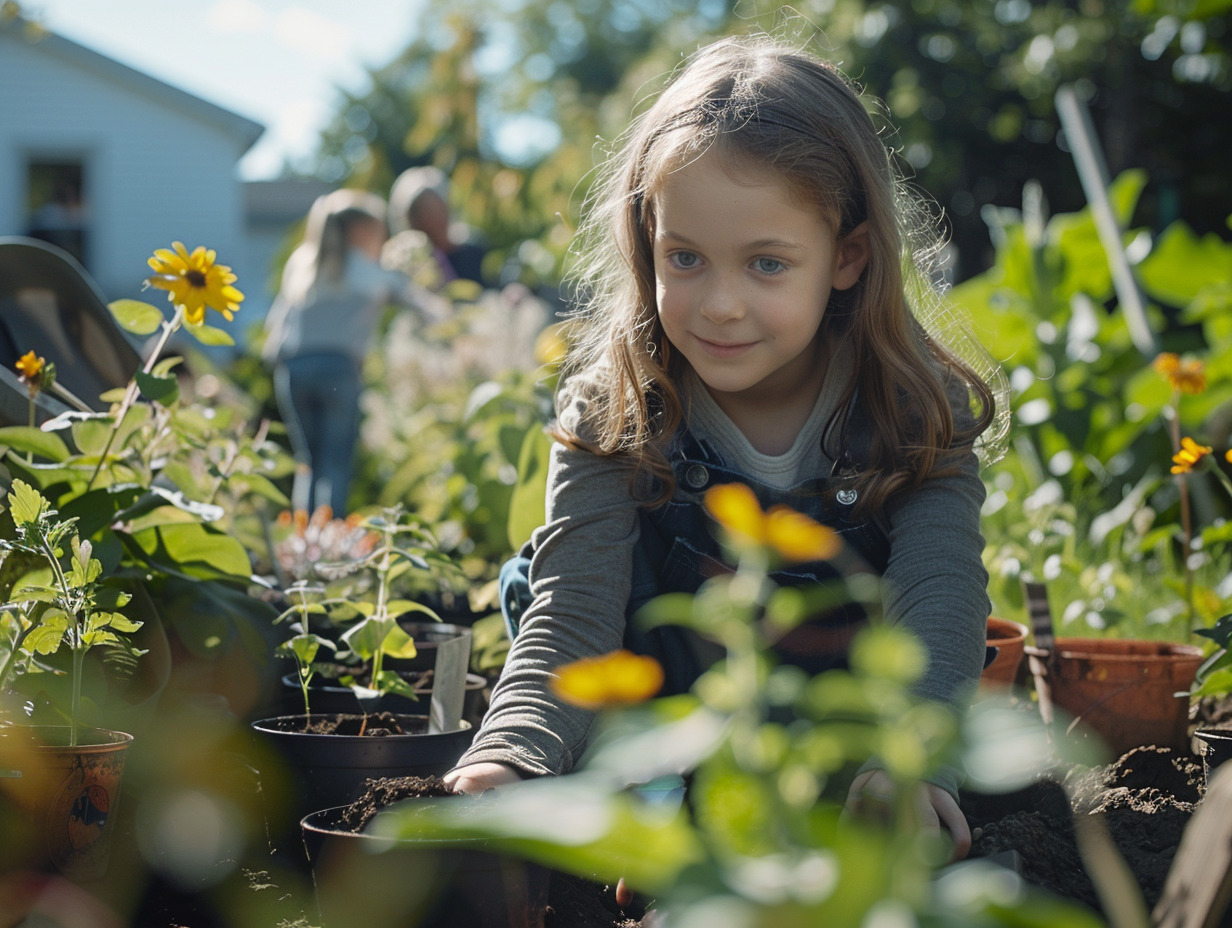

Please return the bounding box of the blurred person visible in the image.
[264,188,446,515]
[387,166,489,287]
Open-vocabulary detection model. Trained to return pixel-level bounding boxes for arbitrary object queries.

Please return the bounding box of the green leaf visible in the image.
[103,612,143,634]
[379,623,419,659]
[70,417,116,457]
[340,616,383,660]
[185,322,236,347]
[371,774,702,893]
[130,522,252,579]
[6,479,48,525]
[24,614,68,654]
[507,426,551,550]
[108,299,164,336]
[135,371,179,405]
[0,427,70,462]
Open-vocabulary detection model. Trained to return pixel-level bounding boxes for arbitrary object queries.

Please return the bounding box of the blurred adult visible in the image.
[387,166,489,287]
[264,188,446,515]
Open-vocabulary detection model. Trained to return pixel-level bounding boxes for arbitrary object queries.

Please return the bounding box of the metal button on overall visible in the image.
[836,488,858,506]
[684,464,709,489]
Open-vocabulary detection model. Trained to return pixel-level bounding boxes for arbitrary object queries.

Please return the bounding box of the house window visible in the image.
[25,159,89,268]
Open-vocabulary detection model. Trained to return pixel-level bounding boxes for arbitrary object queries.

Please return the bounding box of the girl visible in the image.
[446,35,1006,858]
[264,189,445,515]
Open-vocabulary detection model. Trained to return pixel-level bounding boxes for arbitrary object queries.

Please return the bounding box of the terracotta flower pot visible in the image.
[0,725,133,880]
[1026,637,1204,757]
[301,804,549,928]
[981,617,1029,689]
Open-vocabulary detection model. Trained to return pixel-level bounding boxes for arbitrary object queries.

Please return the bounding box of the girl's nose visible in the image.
[698,279,745,323]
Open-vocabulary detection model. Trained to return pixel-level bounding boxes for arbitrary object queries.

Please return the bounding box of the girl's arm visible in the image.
[451,433,642,778]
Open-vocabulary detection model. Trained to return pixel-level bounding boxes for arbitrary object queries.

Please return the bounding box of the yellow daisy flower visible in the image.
[14,350,44,382]
[705,483,842,563]
[145,242,243,326]
[1172,437,1213,474]
[551,650,664,710]
[1152,352,1206,395]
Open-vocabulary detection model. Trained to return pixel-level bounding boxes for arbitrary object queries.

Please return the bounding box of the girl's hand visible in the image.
[443,762,524,795]
[845,769,971,861]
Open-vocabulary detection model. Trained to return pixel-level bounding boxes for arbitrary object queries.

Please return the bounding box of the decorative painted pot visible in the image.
[0,726,133,879]
[981,617,1029,689]
[301,804,549,928]
[1026,637,1204,757]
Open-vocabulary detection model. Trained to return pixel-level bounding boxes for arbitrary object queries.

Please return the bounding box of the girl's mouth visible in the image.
[696,336,754,357]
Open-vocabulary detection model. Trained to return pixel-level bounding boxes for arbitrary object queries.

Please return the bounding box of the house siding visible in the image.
[0,25,268,328]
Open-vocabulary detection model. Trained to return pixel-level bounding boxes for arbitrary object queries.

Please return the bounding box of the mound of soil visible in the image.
[335,744,1212,927]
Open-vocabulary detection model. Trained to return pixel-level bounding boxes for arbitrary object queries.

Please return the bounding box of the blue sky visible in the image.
[26,0,426,179]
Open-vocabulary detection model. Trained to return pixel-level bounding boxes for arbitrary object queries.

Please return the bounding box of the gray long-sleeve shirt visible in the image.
[456,364,990,786]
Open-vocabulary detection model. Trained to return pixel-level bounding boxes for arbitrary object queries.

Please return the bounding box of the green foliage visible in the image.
[268,506,461,713]
[0,249,290,736]
[954,174,1232,641]
[0,480,143,744]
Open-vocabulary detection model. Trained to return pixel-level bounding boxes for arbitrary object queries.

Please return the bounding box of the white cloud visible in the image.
[274,7,353,64]
[206,0,268,34]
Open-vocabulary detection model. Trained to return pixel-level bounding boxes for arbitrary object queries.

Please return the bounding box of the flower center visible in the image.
[186,269,208,289]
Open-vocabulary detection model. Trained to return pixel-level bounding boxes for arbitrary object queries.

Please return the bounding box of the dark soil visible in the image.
[333,730,1224,927]
[266,711,430,736]
[962,743,1203,918]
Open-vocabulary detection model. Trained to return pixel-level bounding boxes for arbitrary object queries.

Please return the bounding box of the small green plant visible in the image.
[271,505,459,721]
[0,480,144,745]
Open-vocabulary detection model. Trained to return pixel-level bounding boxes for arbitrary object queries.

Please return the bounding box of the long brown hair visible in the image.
[559,34,1007,511]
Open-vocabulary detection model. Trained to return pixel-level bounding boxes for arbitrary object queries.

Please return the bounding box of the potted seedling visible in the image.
[250,506,475,857]
[0,480,143,879]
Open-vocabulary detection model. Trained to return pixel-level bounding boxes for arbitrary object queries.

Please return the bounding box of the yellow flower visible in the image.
[1172,437,1213,474]
[14,350,44,383]
[704,483,841,563]
[145,242,243,326]
[551,650,664,710]
[533,322,569,367]
[1153,352,1206,395]
[1227,450,1232,465]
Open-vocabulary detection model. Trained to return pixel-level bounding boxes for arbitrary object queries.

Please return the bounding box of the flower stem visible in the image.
[86,304,185,491]
[1167,397,1196,629]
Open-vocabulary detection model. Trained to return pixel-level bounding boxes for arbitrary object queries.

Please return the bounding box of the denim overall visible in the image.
[499,407,895,697]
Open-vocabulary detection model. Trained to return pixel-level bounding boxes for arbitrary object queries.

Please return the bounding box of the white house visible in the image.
[0,16,327,341]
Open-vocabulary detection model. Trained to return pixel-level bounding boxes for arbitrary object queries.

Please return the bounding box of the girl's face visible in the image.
[349,217,387,260]
[652,149,868,430]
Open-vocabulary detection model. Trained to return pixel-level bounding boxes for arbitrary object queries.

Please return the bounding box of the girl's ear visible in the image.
[833,221,871,291]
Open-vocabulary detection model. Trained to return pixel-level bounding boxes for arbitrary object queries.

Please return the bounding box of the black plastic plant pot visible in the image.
[301,805,549,928]
[249,714,474,862]
[1195,728,1232,783]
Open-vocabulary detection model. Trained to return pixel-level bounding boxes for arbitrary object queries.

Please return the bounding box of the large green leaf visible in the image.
[184,322,236,347]
[372,773,702,892]
[1139,221,1232,308]
[107,299,164,336]
[0,427,70,462]
[129,522,252,579]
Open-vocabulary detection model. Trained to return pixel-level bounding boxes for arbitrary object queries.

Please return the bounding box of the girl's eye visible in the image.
[668,251,700,270]
[753,257,785,275]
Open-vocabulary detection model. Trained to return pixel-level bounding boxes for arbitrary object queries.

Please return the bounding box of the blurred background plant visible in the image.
[952,173,1232,642]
